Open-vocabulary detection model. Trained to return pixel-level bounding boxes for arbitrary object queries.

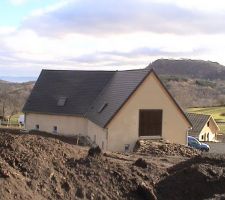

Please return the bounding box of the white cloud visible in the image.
[1,0,225,76]
[20,0,225,37]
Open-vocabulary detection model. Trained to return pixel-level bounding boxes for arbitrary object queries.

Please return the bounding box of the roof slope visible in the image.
[186,113,211,135]
[86,69,151,127]
[23,70,115,115]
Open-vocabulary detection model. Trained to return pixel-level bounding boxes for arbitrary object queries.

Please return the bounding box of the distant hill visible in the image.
[148,59,225,80]
[0,76,37,83]
[0,81,34,116]
[148,59,225,108]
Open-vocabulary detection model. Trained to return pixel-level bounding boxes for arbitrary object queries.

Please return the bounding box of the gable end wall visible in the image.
[106,73,190,152]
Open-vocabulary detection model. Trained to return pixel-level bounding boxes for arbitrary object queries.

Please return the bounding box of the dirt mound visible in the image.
[156,154,225,200]
[134,139,200,157]
[0,129,166,200]
[1,129,224,200]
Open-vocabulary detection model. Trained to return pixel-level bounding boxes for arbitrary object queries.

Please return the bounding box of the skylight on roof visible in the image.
[98,103,108,113]
[57,97,67,106]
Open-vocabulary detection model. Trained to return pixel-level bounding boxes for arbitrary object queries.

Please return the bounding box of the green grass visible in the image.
[219,125,225,134]
[187,106,225,123]
[10,112,23,125]
[187,106,225,134]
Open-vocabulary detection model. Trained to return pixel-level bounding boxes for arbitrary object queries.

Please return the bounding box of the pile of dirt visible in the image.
[134,139,200,157]
[1,129,225,200]
[156,154,225,200]
[0,129,166,200]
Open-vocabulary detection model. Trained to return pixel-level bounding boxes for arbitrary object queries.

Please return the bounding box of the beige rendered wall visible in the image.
[106,73,190,152]
[198,118,219,141]
[25,113,88,136]
[87,120,108,150]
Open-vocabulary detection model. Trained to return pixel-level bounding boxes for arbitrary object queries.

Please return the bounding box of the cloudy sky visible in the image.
[1,0,225,78]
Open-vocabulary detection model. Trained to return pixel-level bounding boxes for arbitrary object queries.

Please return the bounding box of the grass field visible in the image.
[10,113,21,124]
[187,106,225,134]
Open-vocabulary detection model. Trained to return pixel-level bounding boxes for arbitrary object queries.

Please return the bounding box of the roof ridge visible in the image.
[41,68,149,73]
[42,69,116,72]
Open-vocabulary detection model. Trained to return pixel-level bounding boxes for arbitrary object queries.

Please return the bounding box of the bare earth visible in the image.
[0,129,225,200]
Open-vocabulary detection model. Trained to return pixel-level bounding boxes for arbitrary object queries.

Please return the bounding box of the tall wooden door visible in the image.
[139,109,162,136]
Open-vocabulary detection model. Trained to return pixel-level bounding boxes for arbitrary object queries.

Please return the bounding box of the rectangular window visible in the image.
[102,141,104,150]
[53,126,57,133]
[35,124,39,130]
[57,97,67,106]
[124,144,130,152]
[207,121,210,127]
[139,109,163,136]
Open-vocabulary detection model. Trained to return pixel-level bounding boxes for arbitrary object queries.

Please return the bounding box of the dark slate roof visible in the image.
[186,113,211,136]
[23,70,115,116]
[86,69,151,127]
[23,68,190,128]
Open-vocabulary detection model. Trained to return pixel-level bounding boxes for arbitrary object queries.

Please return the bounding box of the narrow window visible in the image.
[124,144,130,152]
[207,121,210,127]
[201,135,204,140]
[98,103,108,113]
[53,126,57,133]
[102,141,104,150]
[35,124,39,130]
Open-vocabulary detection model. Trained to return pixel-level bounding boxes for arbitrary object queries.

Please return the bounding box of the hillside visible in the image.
[0,129,225,200]
[0,81,34,116]
[149,59,225,80]
[148,59,225,108]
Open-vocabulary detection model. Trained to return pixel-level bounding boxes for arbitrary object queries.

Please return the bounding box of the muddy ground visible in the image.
[0,128,225,200]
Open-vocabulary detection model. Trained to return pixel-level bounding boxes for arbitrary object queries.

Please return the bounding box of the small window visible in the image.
[53,126,57,133]
[102,141,104,150]
[201,135,204,140]
[207,121,210,127]
[124,144,130,152]
[35,124,39,130]
[98,103,108,113]
[57,97,67,106]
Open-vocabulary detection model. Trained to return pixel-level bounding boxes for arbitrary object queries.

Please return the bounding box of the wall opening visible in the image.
[139,109,162,136]
[35,124,39,130]
[53,126,57,133]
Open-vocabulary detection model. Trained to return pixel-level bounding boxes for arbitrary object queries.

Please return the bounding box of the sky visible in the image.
[1,0,225,79]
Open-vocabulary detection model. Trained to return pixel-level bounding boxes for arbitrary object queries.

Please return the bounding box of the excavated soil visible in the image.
[134,139,200,157]
[0,128,225,200]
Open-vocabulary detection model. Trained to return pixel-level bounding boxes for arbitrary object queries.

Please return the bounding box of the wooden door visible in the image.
[139,109,162,136]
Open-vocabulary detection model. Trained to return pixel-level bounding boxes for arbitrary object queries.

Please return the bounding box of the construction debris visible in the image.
[134,139,200,157]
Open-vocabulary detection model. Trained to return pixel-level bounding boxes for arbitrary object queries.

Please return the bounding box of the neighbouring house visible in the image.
[186,113,220,142]
[23,68,191,152]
